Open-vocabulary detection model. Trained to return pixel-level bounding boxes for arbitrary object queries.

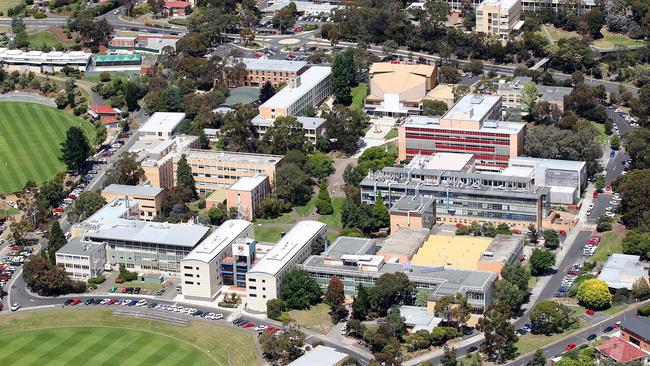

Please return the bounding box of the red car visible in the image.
[614,321,622,328]
[254,52,264,58]
[586,309,595,315]
[565,343,576,351]
[242,322,255,328]
[287,54,296,59]
[69,298,81,306]
[593,191,599,198]
[265,326,280,334]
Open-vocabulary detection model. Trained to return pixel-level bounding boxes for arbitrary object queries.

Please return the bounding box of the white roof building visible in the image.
[441,95,503,123]
[183,220,253,263]
[287,346,348,366]
[139,112,186,140]
[241,58,307,73]
[262,1,339,15]
[229,175,268,192]
[598,254,649,290]
[0,48,91,66]
[259,66,332,114]
[102,184,164,197]
[85,219,210,248]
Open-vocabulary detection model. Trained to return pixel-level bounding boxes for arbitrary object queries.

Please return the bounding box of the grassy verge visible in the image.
[350,82,368,112]
[0,308,258,366]
[516,320,586,355]
[592,30,646,49]
[288,303,332,334]
[294,197,316,217]
[317,197,345,229]
[254,226,285,242]
[117,280,164,292]
[591,121,608,144]
[254,213,296,225]
[591,231,623,263]
[28,32,77,49]
[82,72,134,84]
[543,24,580,42]
[384,128,398,140]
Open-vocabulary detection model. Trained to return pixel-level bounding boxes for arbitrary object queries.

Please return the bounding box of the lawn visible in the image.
[317,197,345,229]
[543,24,580,42]
[0,102,95,193]
[254,225,285,242]
[83,72,135,84]
[28,31,77,49]
[591,231,624,263]
[294,197,317,217]
[350,82,368,112]
[0,0,21,16]
[254,213,296,225]
[591,121,608,144]
[0,308,258,366]
[384,128,398,140]
[288,303,332,334]
[516,320,586,355]
[592,30,646,49]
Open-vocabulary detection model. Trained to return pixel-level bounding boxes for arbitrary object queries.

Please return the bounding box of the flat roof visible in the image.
[441,95,501,123]
[83,198,139,226]
[377,228,430,259]
[185,149,283,165]
[325,236,376,259]
[56,238,104,257]
[414,153,474,171]
[85,219,210,248]
[140,112,186,134]
[103,184,164,197]
[501,166,535,178]
[509,156,586,171]
[248,220,326,276]
[224,87,259,106]
[481,234,524,263]
[403,115,525,135]
[539,85,573,102]
[252,115,326,130]
[241,58,307,73]
[397,305,443,332]
[229,175,268,191]
[262,1,339,13]
[182,220,252,263]
[259,66,331,110]
[389,195,435,215]
[478,0,520,10]
[597,254,647,290]
[412,234,493,269]
[287,346,348,366]
[94,54,142,62]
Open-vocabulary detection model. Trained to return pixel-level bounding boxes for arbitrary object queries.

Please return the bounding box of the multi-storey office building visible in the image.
[507,157,586,204]
[245,220,327,312]
[178,150,284,194]
[224,58,308,88]
[138,112,186,141]
[101,184,165,221]
[497,77,573,112]
[135,135,199,190]
[180,220,254,301]
[299,236,497,316]
[398,95,526,170]
[475,0,523,38]
[56,239,107,280]
[226,175,271,221]
[84,219,210,274]
[360,165,551,228]
[220,238,258,287]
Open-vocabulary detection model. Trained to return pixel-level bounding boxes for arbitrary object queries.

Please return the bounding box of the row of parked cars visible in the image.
[583,234,601,256]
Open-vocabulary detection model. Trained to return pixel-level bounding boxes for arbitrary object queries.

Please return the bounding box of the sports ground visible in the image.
[0,309,259,366]
[0,102,95,193]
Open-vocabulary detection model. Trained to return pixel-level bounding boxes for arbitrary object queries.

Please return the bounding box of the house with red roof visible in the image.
[89,105,121,128]
[596,337,649,364]
[163,1,192,17]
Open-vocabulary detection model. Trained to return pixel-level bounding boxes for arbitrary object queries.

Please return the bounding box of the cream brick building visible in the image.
[475,0,523,38]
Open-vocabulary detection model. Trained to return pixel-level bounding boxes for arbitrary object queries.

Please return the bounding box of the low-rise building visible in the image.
[389,195,436,233]
[139,112,186,141]
[497,77,573,111]
[507,157,586,204]
[70,198,141,239]
[55,239,107,280]
[364,63,437,117]
[0,49,91,73]
[181,220,254,301]
[377,228,430,263]
[101,184,165,221]
[251,114,326,142]
[597,254,649,290]
[109,34,182,54]
[425,84,455,109]
[91,54,142,74]
[225,58,308,88]
[246,220,327,312]
[475,0,523,38]
[398,305,443,333]
[398,95,526,170]
[84,219,210,274]
[227,175,271,221]
[261,1,339,15]
[287,346,349,366]
[163,1,192,16]
[620,317,650,354]
[596,337,650,364]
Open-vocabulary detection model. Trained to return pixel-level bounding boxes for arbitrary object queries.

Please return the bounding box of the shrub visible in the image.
[88,275,106,285]
[637,304,650,316]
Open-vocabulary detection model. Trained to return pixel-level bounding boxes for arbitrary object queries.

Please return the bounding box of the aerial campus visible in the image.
[1,1,650,366]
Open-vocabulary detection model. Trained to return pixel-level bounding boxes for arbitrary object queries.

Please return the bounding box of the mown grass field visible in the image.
[0,102,95,193]
[0,309,259,366]
[28,31,77,49]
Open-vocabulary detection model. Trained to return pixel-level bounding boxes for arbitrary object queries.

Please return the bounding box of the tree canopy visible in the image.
[60,127,91,173]
[576,279,612,309]
[106,152,145,186]
[529,301,575,335]
[281,268,322,310]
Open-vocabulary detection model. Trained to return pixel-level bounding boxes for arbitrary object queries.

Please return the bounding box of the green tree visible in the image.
[325,276,347,323]
[521,81,539,114]
[421,99,448,116]
[477,302,518,363]
[207,205,228,225]
[576,278,612,309]
[274,163,312,206]
[324,106,367,154]
[530,248,556,276]
[331,49,355,105]
[610,135,621,150]
[578,8,605,38]
[384,307,406,339]
[439,66,461,84]
[434,293,471,327]
[441,347,458,366]
[624,129,650,169]
[46,221,67,265]
[452,84,470,102]
[615,169,650,230]
[352,284,370,320]
[529,300,575,335]
[261,116,307,154]
[528,223,539,244]
[372,194,390,230]
[55,92,68,109]
[94,121,107,146]
[496,223,512,235]
[259,81,276,103]
[281,268,322,310]
[106,152,145,186]
[124,80,139,111]
[68,191,106,224]
[266,298,286,320]
[415,290,429,307]
[494,280,526,315]
[60,126,91,173]
[632,278,650,298]
[176,154,197,198]
[315,181,333,215]
[99,71,111,82]
[543,230,560,249]
[373,272,415,315]
[305,152,333,179]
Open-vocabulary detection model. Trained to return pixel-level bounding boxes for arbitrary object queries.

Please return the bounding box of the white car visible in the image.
[100,298,111,305]
[606,206,613,212]
[11,303,20,311]
[254,325,268,331]
[610,200,619,205]
[588,203,595,209]
[605,212,616,218]
[586,210,591,216]
[136,299,147,307]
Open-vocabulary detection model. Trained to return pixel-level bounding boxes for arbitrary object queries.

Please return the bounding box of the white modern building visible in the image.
[70,198,141,239]
[83,219,210,274]
[288,346,349,366]
[245,220,327,312]
[138,112,186,141]
[598,254,649,290]
[251,114,326,142]
[181,220,254,301]
[56,239,107,280]
[261,1,339,15]
[506,157,587,204]
[0,48,91,73]
[475,0,523,38]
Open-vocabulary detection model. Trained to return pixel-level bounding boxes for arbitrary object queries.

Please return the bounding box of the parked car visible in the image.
[586,309,595,315]
[11,303,20,311]
[604,326,614,333]
[587,334,597,341]
[70,298,81,306]
[565,343,576,351]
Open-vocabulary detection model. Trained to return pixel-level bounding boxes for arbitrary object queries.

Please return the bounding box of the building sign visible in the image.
[232,243,251,257]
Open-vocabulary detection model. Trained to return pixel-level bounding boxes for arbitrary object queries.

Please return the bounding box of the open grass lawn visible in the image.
[543,25,580,42]
[516,319,586,355]
[294,197,317,217]
[591,231,624,263]
[384,128,398,140]
[254,225,285,242]
[254,213,296,225]
[0,0,22,15]
[0,102,95,193]
[83,72,135,84]
[350,82,368,112]
[28,31,77,49]
[288,303,332,334]
[592,30,646,49]
[0,309,258,366]
[591,121,608,144]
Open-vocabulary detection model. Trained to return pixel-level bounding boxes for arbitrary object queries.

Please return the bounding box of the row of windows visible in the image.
[406,127,510,138]
[405,133,510,145]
